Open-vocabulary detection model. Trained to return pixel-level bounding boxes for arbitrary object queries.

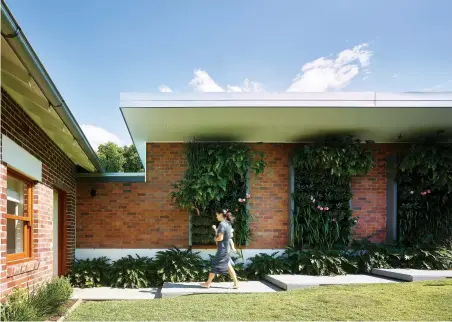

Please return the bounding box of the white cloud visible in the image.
[188,69,264,93]
[158,85,173,92]
[189,69,225,92]
[227,79,264,92]
[392,74,398,78]
[81,124,124,151]
[287,43,372,92]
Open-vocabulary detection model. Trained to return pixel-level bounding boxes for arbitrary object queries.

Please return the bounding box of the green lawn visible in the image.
[68,279,452,321]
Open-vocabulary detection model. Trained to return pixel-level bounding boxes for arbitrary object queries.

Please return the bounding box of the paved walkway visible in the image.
[71,269,452,300]
[265,274,398,291]
[372,268,452,281]
[161,281,281,298]
[72,287,159,300]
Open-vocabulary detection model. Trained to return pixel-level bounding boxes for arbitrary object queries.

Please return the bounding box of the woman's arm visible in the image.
[229,239,236,252]
[214,232,224,242]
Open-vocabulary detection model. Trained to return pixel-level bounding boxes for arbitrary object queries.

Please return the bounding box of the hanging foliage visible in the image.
[171,141,266,246]
[397,140,452,248]
[292,136,373,249]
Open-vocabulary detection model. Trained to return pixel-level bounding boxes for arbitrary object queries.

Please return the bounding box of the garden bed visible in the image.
[47,299,78,321]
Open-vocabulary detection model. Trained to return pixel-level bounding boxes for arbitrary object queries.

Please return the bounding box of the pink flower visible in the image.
[317,205,321,209]
[238,198,243,203]
[320,207,324,211]
[325,207,329,211]
[246,193,251,199]
[421,192,426,196]
[427,190,431,194]
[235,208,238,212]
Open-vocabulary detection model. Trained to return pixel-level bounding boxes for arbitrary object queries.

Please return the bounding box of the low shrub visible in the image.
[69,256,111,288]
[110,255,154,288]
[246,252,289,280]
[1,277,73,321]
[0,288,40,321]
[399,248,452,270]
[285,248,357,275]
[343,242,401,273]
[64,246,452,289]
[153,248,206,286]
[28,277,73,317]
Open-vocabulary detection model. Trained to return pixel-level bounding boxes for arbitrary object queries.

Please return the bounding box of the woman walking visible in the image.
[201,209,239,289]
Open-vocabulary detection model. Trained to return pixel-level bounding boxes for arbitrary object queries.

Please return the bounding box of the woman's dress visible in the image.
[210,220,231,275]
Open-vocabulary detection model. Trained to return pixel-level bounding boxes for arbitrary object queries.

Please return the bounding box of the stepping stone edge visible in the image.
[371,269,452,282]
[264,275,318,291]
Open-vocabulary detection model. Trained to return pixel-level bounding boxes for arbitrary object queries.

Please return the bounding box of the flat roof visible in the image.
[120,92,452,170]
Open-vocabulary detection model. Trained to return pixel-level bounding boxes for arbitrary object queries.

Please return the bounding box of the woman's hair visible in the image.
[215,209,236,224]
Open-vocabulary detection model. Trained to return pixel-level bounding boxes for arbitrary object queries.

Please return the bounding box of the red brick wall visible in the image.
[0,164,7,297]
[77,142,397,250]
[77,143,295,249]
[1,88,77,299]
[76,143,188,248]
[248,144,294,248]
[351,144,404,242]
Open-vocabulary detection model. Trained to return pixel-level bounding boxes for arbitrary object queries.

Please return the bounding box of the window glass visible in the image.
[7,219,25,254]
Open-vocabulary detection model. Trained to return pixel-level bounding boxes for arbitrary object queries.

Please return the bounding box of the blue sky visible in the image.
[6,0,452,149]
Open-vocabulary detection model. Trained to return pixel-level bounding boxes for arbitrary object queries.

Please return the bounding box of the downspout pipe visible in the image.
[1,1,104,172]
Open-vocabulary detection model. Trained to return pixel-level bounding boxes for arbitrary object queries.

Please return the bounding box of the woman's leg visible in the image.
[228,264,239,288]
[200,272,215,288]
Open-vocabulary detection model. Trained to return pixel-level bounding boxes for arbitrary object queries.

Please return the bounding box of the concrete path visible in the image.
[372,268,452,282]
[265,274,398,291]
[161,281,281,298]
[72,287,159,300]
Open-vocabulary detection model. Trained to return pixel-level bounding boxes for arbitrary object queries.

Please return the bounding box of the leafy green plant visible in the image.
[397,140,452,248]
[171,141,266,246]
[398,248,452,270]
[344,242,400,273]
[285,248,357,275]
[1,277,72,321]
[292,136,373,249]
[246,252,289,279]
[110,255,154,288]
[0,288,40,321]
[28,277,73,317]
[153,248,206,286]
[69,257,111,288]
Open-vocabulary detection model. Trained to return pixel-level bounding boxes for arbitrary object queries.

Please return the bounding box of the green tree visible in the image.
[123,145,144,172]
[97,142,126,172]
[97,142,144,172]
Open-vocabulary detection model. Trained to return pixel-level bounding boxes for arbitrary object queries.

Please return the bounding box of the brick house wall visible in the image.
[351,144,401,242]
[77,144,188,248]
[1,88,77,299]
[77,142,401,251]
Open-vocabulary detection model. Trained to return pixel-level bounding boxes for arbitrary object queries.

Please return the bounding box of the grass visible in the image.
[68,279,452,321]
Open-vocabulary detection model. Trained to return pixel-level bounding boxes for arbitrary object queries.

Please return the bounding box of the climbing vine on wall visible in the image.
[171,141,266,246]
[397,139,452,248]
[292,136,373,249]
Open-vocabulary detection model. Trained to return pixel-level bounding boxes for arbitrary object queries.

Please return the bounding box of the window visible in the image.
[6,170,33,262]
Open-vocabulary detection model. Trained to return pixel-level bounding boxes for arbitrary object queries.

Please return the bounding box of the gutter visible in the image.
[1,1,104,172]
[76,172,145,183]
